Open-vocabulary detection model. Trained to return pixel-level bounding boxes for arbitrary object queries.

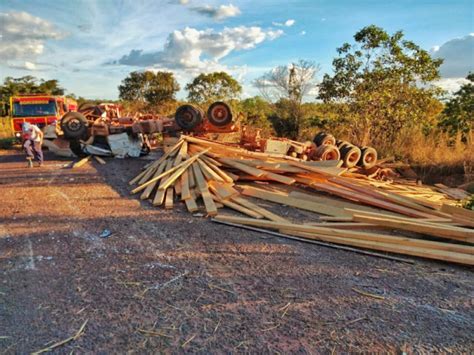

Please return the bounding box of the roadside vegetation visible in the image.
[0,26,472,169]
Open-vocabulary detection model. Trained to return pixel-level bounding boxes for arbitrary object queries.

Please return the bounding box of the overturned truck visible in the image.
[49,101,237,157]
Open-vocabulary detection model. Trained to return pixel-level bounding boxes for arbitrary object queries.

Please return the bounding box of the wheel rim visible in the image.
[68,118,82,132]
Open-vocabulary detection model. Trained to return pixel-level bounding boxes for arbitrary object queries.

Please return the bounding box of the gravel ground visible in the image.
[0,148,473,353]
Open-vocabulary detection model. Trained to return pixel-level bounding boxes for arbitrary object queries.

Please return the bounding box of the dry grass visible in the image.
[392,131,472,166]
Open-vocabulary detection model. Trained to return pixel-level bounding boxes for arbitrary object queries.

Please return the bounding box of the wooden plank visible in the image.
[344,209,453,224]
[287,160,346,176]
[131,150,207,194]
[305,160,343,168]
[208,181,239,200]
[189,162,217,216]
[152,189,166,206]
[219,158,266,177]
[280,230,474,266]
[164,187,174,209]
[93,156,106,165]
[130,139,183,185]
[304,222,385,230]
[184,195,199,212]
[241,186,346,217]
[73,156,91,168]
[180,169,191,200]
[203,160,235,183]
[352,214,474,243]
[289,191,400,217]
[310,182,436,218]
[152,159,175,206]
[201,154,222,167]
[441,204,474,220]
[192,162,208,192]
[330,177,449,218]
[200,189,218,216]
[211,194,264,219]
[198,158,224,182]
[173,140,188,166]
[215,215,474,258]
[262,172,296,185]
[451,215,474,228]
[231,196,289,223]
[157,149,210,192]
[140,159,167,200]
[174,178,182,195]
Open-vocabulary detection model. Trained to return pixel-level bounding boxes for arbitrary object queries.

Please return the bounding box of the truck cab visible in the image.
[10,94,77,139]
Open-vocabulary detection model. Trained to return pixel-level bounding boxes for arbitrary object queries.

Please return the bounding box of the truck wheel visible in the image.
[315,144,340,161]
[207,101,233,127]
[340,145,361,168]
[358,146,378,169]
[337,140,350,148]
[61,112,88,139]
[175,105,203,131]
[314,133,336,146]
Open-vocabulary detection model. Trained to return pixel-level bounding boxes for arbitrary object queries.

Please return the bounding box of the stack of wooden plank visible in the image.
[129,135,474,266]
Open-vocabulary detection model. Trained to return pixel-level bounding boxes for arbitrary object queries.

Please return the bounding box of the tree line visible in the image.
[1,25,472,160]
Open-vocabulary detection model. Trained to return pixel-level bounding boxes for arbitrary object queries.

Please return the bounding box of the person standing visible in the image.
[22,122,44,167]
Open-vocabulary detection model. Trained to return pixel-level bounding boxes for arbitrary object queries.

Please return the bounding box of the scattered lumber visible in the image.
[129,135,473,265]
[73,156,91,168]
[93,156,106,165]
[214,215,474,266]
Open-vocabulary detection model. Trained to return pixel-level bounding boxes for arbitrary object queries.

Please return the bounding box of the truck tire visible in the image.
[175,104,203,131]
[207,101,233,127]
[315,144,340,161]
[337,140,350,148]
[358,146,378,169]
[314,133,336,147]
[61,112,88,139]
[340,145,361,168]
[313,132,326,145]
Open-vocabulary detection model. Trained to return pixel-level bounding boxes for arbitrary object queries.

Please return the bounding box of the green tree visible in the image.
[118,71,180,105]
[439,73,473,143]
[254,60,319,139]
[0,76,65,103]
[318,25,443,148]
[186,72,242,104]
[239,96,273,132]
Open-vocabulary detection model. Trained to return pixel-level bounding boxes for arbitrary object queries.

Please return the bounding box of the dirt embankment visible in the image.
[0,149,473,353]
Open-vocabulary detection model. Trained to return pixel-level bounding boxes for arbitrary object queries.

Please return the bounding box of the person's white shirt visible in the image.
[30,125,42,143]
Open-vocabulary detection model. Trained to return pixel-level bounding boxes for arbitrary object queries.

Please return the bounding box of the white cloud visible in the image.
[115,26,283,71]
[273,19,296,27]
[434,77,469,93]
[431,34,474,78]
[0,11,65,63]
[190,4,241,20]
[7,61,37,71]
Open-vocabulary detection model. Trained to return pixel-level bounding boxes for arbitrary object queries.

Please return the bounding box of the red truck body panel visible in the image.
[10,95,77,135]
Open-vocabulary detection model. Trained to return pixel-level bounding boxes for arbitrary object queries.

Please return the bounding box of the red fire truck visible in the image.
[9,94,77,139]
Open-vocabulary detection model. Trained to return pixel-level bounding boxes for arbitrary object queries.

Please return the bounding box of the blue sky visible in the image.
[1,0,473,99]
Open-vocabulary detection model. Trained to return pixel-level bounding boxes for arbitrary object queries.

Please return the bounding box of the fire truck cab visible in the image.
[10,94,77,139]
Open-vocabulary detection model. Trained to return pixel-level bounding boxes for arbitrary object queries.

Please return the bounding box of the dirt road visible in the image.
[1,149,473,353]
